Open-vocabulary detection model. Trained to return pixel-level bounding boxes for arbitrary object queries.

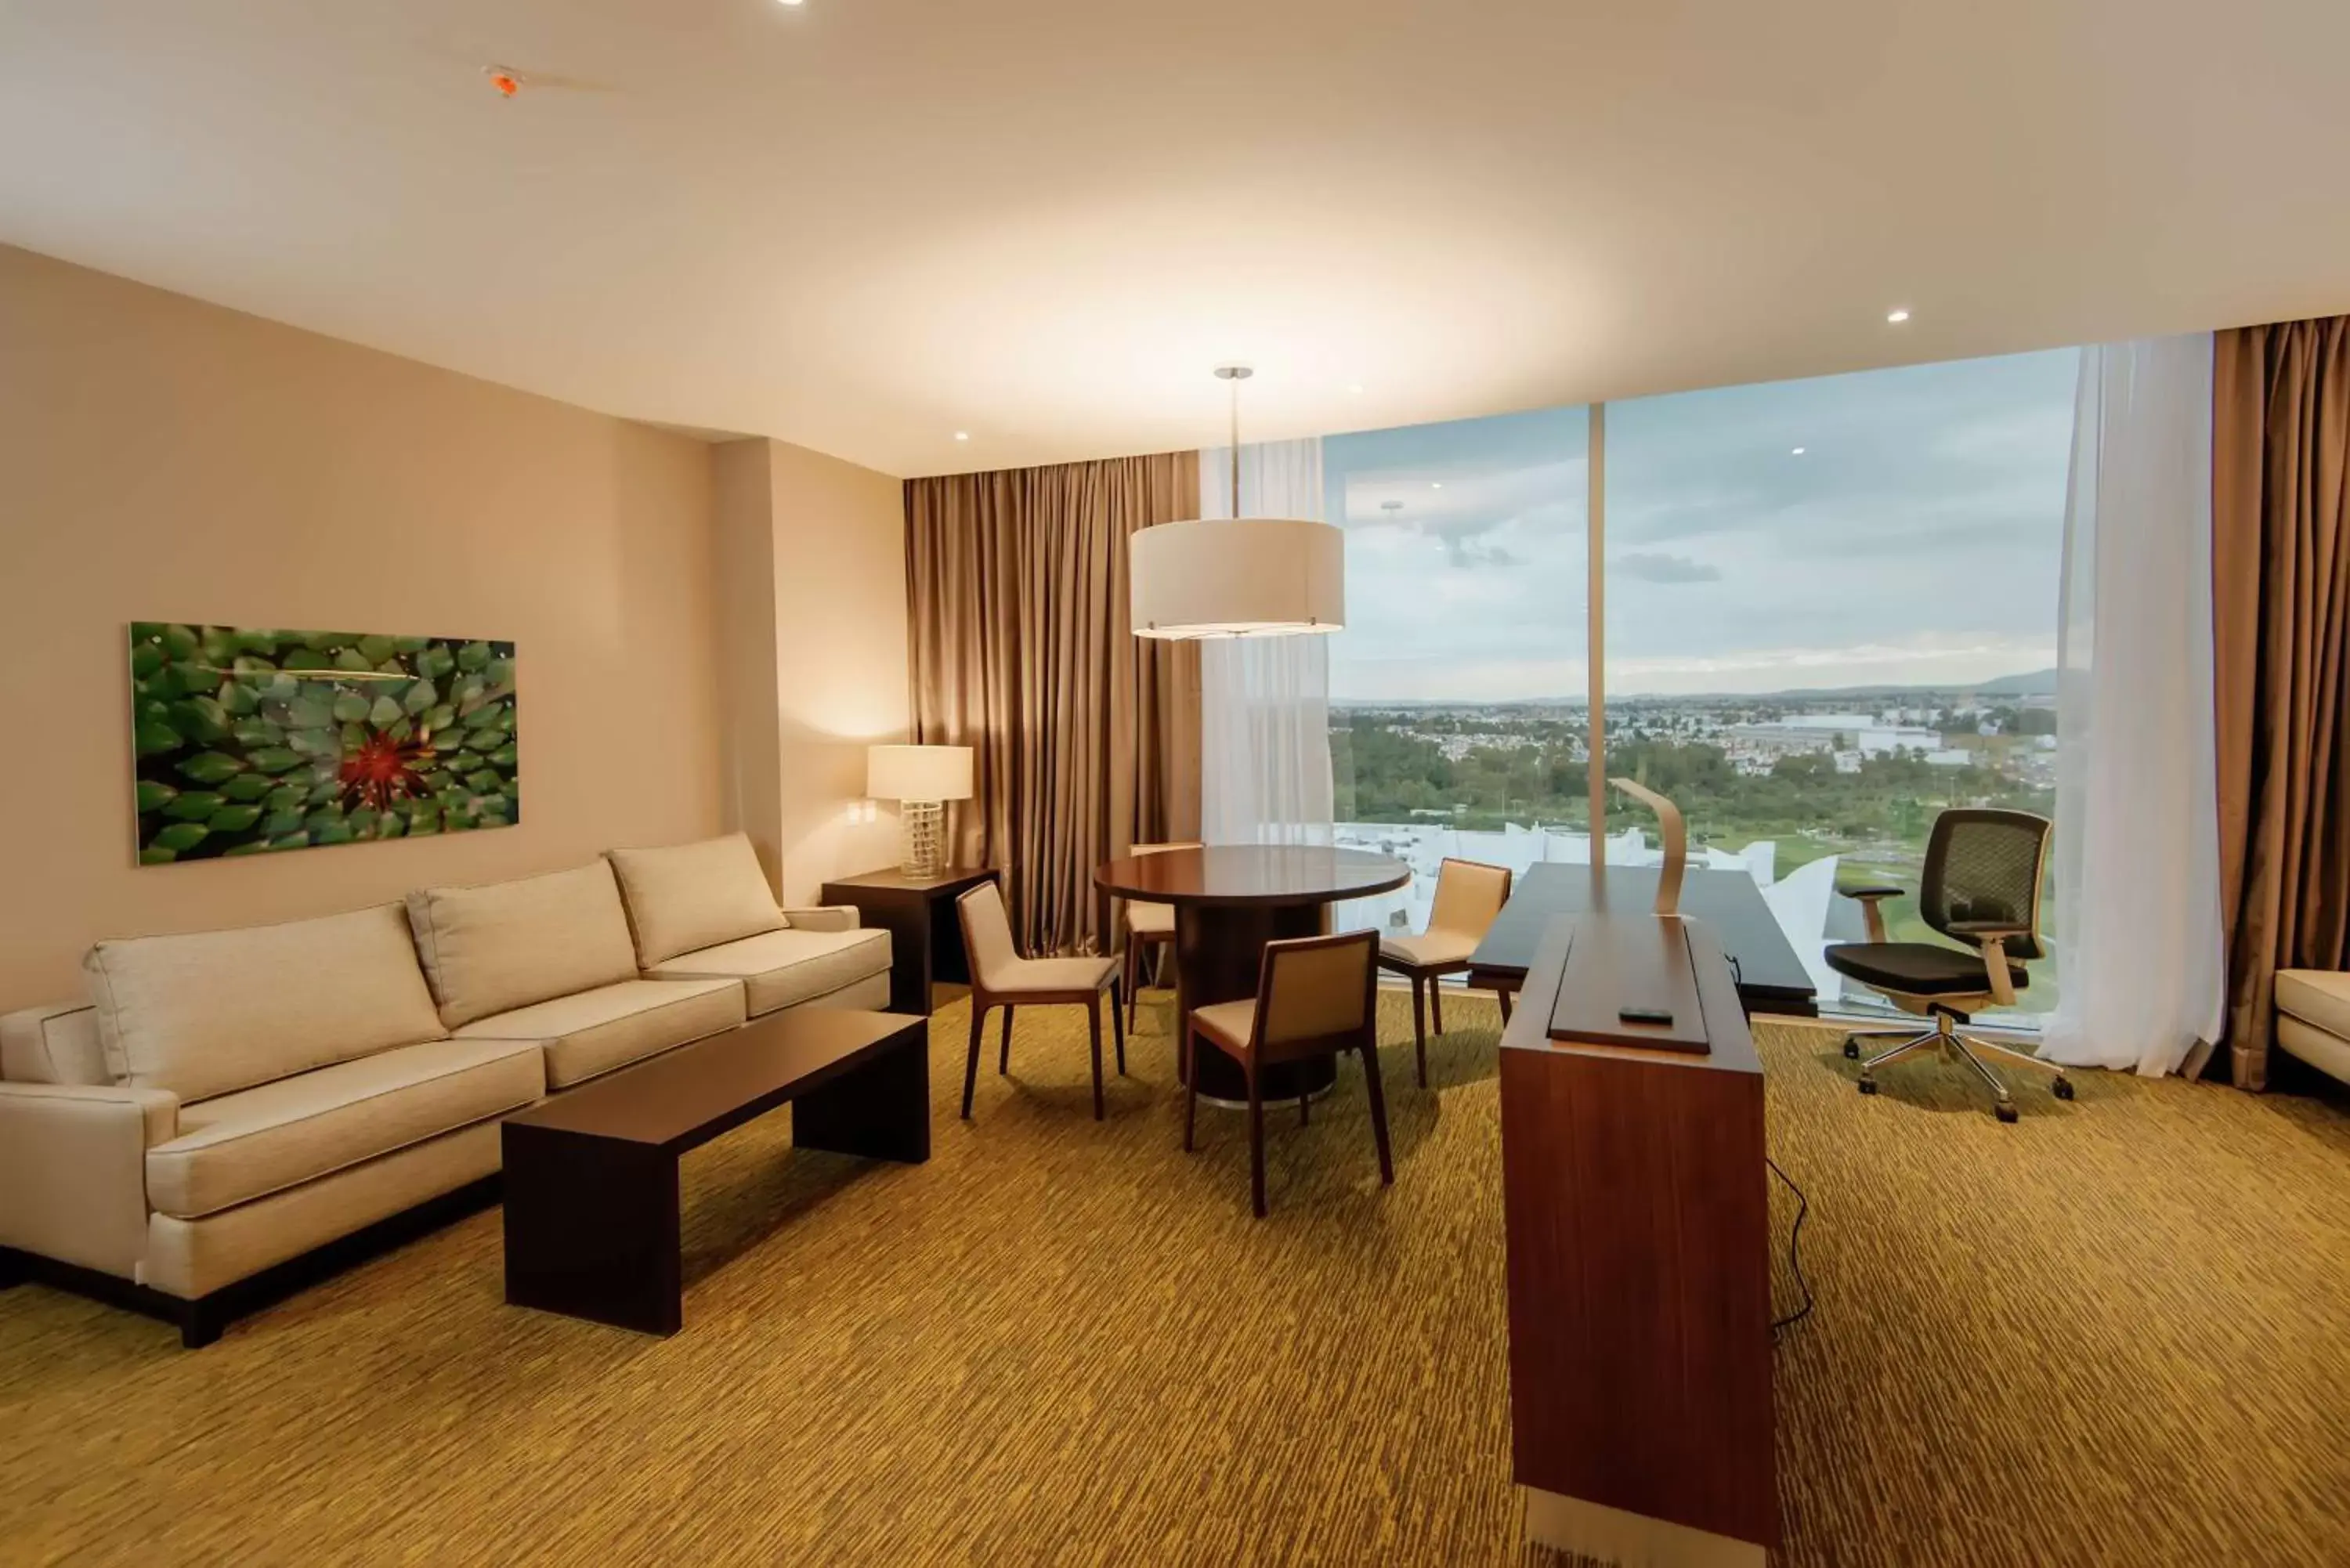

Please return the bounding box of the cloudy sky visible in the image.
[1322,347,2080,700]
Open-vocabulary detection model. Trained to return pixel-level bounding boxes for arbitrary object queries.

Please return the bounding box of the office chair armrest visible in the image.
[1838,885,1904,943]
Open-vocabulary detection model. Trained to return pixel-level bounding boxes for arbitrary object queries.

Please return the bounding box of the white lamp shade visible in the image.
[1130,518,1345,639]
[866,744,974,802]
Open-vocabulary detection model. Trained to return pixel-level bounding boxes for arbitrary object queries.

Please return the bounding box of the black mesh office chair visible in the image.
[1824,807,2073,1122]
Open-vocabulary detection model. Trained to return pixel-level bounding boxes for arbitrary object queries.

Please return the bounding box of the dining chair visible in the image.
[1375,858,1514,1086]
[1184,928,1393,1218]
[956,881,1126,1121]
[1120,840,1199,1031]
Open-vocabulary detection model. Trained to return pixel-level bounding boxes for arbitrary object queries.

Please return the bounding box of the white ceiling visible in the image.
[5,1,2346,479]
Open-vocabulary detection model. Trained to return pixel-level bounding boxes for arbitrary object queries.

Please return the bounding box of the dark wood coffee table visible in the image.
[501,1008,930,1335]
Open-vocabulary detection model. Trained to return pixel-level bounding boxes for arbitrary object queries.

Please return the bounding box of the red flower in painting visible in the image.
[339,731,436,813]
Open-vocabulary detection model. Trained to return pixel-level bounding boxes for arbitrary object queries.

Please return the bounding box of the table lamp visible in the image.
[866,744,974,878]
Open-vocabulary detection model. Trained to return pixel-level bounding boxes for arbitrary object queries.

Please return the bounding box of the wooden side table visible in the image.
[818,866,1000,1015]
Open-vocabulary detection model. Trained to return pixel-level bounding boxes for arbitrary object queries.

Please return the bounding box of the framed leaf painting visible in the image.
[128,623,518,864]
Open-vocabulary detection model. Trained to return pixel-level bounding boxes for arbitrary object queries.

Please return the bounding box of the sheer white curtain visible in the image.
[1197,439,1337,847]
[2043,337,2226,1075]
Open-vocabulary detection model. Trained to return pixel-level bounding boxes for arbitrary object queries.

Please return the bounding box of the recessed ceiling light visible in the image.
[1791,446,1806,456]
[778,0,805,7]
[1885,308,1911,324]
[953,432,970,442]
[1347,383,1365,395]
[1430,482,1444,490]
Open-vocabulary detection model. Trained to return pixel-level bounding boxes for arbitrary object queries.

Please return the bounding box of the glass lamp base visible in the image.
[899,800,945,879]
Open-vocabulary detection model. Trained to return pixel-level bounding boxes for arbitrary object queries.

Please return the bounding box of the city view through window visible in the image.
[1325,349,2080,1021]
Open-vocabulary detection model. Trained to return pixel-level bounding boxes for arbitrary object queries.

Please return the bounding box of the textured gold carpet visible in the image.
[4,992,2348,1566]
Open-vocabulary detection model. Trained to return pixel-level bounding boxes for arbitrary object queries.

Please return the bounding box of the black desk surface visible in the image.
[1469,862,1818,1016]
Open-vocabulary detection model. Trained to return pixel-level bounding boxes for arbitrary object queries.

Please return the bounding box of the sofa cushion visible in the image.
[145,1037,544,1220]
[2277,1013,2350,1087]
[454,977,745,1089]
[145,1120,504,1301]
[85,905,447,1105]
[2275,970,2350,1042]
[406,861,642,1029]
[648,927,892,1017]
[605,833,790,966]
[0,1002,108,1086]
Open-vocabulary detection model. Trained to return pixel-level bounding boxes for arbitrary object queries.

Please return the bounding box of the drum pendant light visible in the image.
[1130,367,1346,639]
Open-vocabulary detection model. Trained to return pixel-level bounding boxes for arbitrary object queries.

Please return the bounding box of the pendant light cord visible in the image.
[1228,374,1242,517]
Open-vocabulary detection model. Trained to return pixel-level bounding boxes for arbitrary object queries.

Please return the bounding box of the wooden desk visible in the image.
[1471,862,1819,1017]
[1500,913,1779,1566]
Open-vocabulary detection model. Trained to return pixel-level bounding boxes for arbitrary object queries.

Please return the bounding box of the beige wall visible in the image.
[709,438,909,905]
[0,244,727,1009]
[711,439,787,884]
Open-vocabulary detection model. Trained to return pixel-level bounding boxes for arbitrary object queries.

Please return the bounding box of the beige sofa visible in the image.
[0,833,892,1346]
[2275,970,2350,1087]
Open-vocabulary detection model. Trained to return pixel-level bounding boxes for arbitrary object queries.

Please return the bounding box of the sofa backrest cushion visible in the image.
[0,1002,110,1086]
[85,905,447,1104]
[605,833,790,966]
[406,861,642,1028]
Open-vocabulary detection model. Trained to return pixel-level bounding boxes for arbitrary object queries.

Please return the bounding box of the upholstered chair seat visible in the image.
[1377,929,1479,969]
[976,952,1120,994]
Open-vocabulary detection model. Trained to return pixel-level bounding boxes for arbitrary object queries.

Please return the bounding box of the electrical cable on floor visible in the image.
[1708,953,1812,1338]
[1767,1154,1813,1339]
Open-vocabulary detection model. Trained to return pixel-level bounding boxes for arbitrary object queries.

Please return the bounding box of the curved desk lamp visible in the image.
[1606,776,1688,918]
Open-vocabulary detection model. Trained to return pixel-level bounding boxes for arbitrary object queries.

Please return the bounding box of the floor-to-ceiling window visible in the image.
[1324,406,1589,937]
[1604,351,2075,1019]
[1326,349,2078,1024]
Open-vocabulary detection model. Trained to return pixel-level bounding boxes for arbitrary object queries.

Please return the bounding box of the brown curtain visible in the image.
[905,453,1201,956]
[2213,318,2350,1089]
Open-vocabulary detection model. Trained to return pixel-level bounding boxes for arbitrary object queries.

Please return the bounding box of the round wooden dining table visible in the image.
[1093,845,1411,1105]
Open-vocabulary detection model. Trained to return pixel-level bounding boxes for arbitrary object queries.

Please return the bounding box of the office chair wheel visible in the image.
[1856,1075,1878,1095]
[1995,1100,2019,1124]
[2052,1076,2076,1101]
[1842,1036,1860,1060]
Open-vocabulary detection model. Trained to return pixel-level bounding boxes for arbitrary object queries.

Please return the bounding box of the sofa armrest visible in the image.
[783,906,861,933]
[0,1082,179,1278]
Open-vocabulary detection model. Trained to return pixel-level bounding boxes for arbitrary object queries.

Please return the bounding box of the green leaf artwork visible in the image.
[128,623,517,865]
